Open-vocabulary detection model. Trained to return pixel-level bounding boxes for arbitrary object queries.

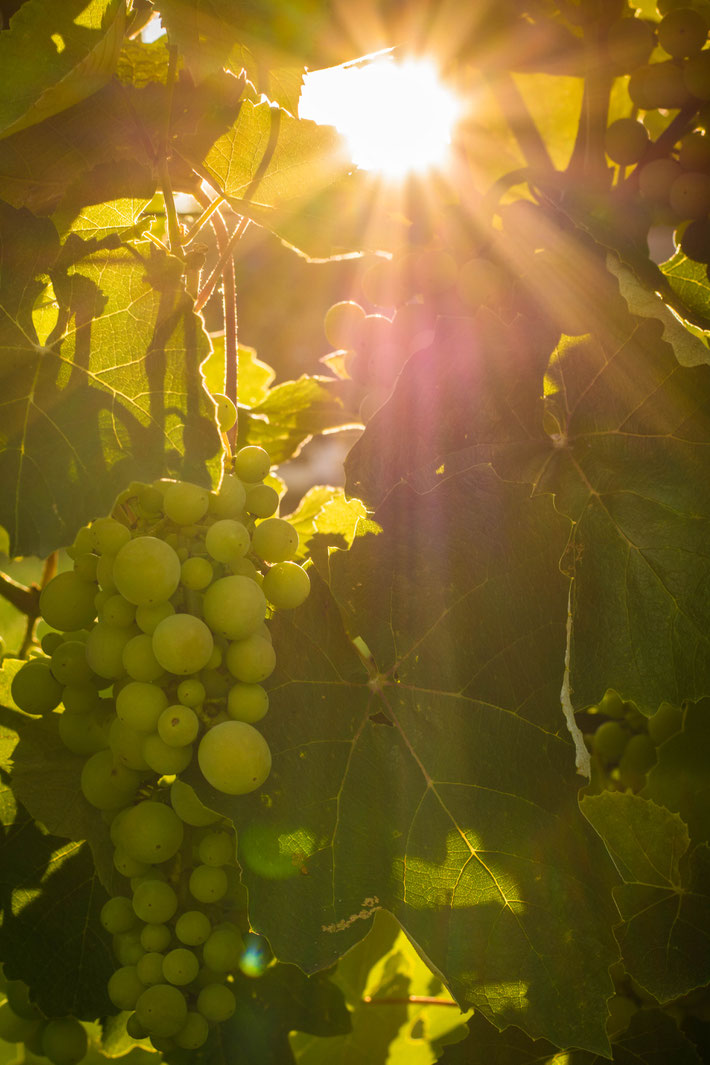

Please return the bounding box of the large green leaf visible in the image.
[0,0,126,139]
[582,792,710,1004]
[0,202,221,556]
[187,468,621,1054]
[660,249,710,330]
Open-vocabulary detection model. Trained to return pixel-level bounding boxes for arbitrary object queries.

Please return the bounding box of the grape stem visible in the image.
[160,45,183,260]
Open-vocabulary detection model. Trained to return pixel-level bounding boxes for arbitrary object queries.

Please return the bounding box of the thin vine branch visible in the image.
[0,573,37,615]
[362,996,459,1007]
[160,45,183,259]
[194,213,250,313]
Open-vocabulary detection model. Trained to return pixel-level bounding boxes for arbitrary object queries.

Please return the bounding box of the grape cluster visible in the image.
[10,447,310,1050]
[582,689,683,793]
[0,971,88,1065]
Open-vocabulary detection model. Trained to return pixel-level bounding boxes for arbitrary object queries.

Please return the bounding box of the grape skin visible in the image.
[198,720,272,795]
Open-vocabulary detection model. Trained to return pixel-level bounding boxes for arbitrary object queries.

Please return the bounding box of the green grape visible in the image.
[670,169,710,215]
[198,831,234,867]
[113,847,150,879]
[100,895,137,934]
[598,690,625,719]
[113,928,144,965]
[72,526,94,554]
[5,980,39,1020]
[109,717,151,771]
[135,601,174,635]
[659,6,708,56]
[638,157,683,203]
[251,517,298,563]
[125,1012,148,1039]
[227,682,269,723]
[605,16,656,73]
[175,910,212,946]
[85,622,136,680]
[604,117,650,166]
[229,556,262,582]
[213,393,237,432]
[135,984,188,1037]
[648,701,683,743]
[205,519,250,563]
[143,732,194,774]
[209,474,247,519]
[152,613,214,675]
[177,678,206,707]
[80,749,140,810]
[59,706,109,756]
[162,948,199,986]
[619,733,657,775]
[323,300,366,349]
[162,480,210,525]
[245,483,279,518]
[122,633,165,683]
[234,445,271,483]
[684,47,710,98]
[196,983,236,1022]
[101,594,136,627]
[225,634,276,683]
[202,575,267,640]
[170,780,220,826]
[198,720,272,795]
[41,1017,88,1065]
[0,1001,40,1042]
[11,659,63,714]
[116,680,169,731]
[137,952,166,987]
[112,536,181,606]
[591,720,628,764]
[39,571,98,631]
[180,556,214,591]
[132,880,179,923]
[90,516,132,555]
[157,704,199,747]
[73,552,99,581]
[629,60,692,108]
[262,561,311,610]
[678,130,710,170]
[189,864,228,903]
[174,1011,210,1050]
[202,926,243,973]
[41,631,64,655]
[97,552,120,594]
[141,923,173,952]
[116,800,184,864]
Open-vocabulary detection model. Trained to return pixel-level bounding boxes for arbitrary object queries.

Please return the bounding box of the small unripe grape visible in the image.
[137,952,166,987]
[135,984,188,1037]
[638,157,683,203]
[598,690,625,720]
[11,659,63,715]
[678,130,710,170]
[196,982,236,1022]
[262,561,311,610]
[251,517,298,563]
[227,682,269,723]
[180,556,214,591]
[152,613,214,675]
[174,1011,209,1050]
[198,720,272,795]
[234,445,271,483]
[132,880,179,923]
[100,895,137,934]
[143,733,193,775]
[205,518,250,562]
[162,480,210,525]
[245,483,280,518]
[141,923,173,952]
[112,536,181,606]
[210,474,247,518]
[684,48,710,99]
[189,864,228,903]
[157,704,199,747]
[39,571,97,632]
[175,910,212,946]
[604,118,650,166]
[163,948,200,986]
[592,721,628,764]
[108,966,146,1010]
[213,393,237,432]
[658,6,708,57]
[670,169,710,216]
[323,300,366,350]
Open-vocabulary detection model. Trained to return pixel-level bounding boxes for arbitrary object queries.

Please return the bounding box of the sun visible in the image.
[299,55,463,180]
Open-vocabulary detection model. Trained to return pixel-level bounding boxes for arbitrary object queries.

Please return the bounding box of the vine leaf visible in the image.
[660,248,710,330]
[0,202,221,557]
[187,468,621,1054]
[581,792,710,1004]
[643,698,710,847]
[0,0,126,139]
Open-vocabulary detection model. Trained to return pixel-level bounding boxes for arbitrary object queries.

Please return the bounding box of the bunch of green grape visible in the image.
[582,689,683,793]
[0,970,88,1065]
[10,446,311,1050]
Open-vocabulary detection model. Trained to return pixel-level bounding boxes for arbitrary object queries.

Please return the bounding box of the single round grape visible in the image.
[251,517,298,563]
[198,831,234,867]
[592,720,628,764]
[210,474,247,518]
[678,130,710,171]
[11,659,63,714]
[605,16,656,73]
[108,965,146,1010]
[137,952,166,987]
[213,393,237,432]
[135,983,188,1037]
[141,923,172,952]
[125,1012,148,1039]
[39,571,97,631]
[227,682,269,723]
[205,519,250,563]
[684,47,710,98]
[91,516,132,555]
[100,895,137,934]
[116,800,184,864]
[81,749,140,810]
[113,847,150,879]
[648,701,683,744]
[135,601,174,635]
[40,630,64,655]
[73,552,99,581]
[604,117,650,166]
[202,926,243,973]
[157,704,199,747]
[116,680,169,731]
[202,575,267,640]
[658,6,708,56]
[670,169,710,216]
[122,633,165,683]
[170,779,220,826]
[245,483,279,518]
[84,622,135,680]
[196,982,236,1022]
[638,157,683,203]
[174,1011,209,1050]
[113,928,144,966]
[0,1001,40,1042]
[620,732,657,774]
[323,300,366,349]
[163,948,199,986]
[175,910,212,946]
[180,556,214,591]
[162,480,210,525]
[189,864,228,903]
[5,980,39,1020]
[229,556,262,581]
[101,594,136,628]
[152,613,214,675]
[225,634,276,683]
[143,733,193,775]
[234,445,271,483]
[262,561,311,610]
[198,720,272,795]
[132,880,179,923]
[177,678,206,707]
[629,60,691,109]
[112,536,181,606]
